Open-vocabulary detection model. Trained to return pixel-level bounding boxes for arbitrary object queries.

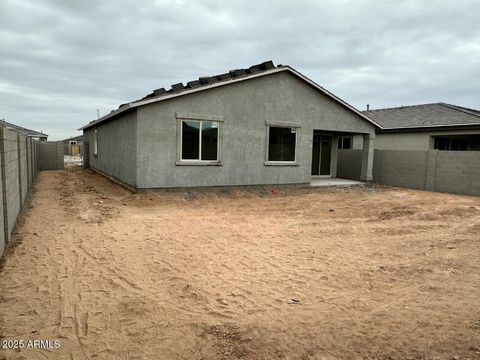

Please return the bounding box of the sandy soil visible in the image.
[64,155,83,166]
[0,168,479,360]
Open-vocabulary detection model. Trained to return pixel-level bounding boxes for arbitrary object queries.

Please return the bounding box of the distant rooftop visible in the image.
[0,119,48,138]
[363,103,480,130]
[63,134,83,142]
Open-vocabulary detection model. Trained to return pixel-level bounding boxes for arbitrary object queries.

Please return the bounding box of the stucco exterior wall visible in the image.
[84,111,137,187]
[375,129,480,150]
[134,71,375,189]
[351,134,364,150]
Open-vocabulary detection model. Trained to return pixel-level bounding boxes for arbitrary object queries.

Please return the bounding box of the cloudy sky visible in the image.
[1,0,479,140]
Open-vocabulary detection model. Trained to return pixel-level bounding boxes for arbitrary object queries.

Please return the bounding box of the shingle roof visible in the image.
[80,61,378,130]
[0,119,48,138]
[363,103,480,130]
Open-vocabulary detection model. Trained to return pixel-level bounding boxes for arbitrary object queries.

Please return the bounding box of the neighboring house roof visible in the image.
[0,119,48,138]
[63,134,83,142]
[79,61,380,130]
[363,103,480,131]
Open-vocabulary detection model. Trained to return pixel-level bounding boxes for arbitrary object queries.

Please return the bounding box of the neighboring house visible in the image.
[0,119,48,141]
[336,102,480,197]
[63,134,84,156]
[79,61,379,190]
[363,103,480,151]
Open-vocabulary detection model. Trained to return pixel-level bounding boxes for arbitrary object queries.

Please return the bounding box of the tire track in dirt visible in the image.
[57,170,214,334]
[56,173,90,360]
[2,169,480,359]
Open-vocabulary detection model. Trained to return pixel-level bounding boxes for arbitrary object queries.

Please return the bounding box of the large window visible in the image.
[337,136,352,149]
[267,126,297,162]
[181,120,219,161]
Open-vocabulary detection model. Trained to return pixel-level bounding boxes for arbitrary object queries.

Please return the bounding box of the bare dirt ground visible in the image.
[0,168,479,360]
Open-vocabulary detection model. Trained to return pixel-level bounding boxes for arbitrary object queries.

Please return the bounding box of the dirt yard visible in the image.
[0,168,479,360]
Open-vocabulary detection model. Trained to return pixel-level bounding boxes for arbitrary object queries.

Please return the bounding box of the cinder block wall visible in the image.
[337,149,363,180]
[0,146,4,257]
[337,149,480,196]
[0,128,40,257]
[2,130,21,243]
[434,151,480,196]
[33,141,38,177]
[38,141,64,170]
[373,150,428,190]
[19,135,28,204]
[82,142,89,169]
[27,138,32,189]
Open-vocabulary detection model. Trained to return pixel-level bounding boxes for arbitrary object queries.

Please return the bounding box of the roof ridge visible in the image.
[363,102,443,112]
[439,103,480,118]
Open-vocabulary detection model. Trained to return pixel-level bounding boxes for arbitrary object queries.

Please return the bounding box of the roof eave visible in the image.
[377,123,480,133]
[78,104,134,131]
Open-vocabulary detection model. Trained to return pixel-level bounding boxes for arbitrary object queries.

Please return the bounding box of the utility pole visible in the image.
[96,109,100,119]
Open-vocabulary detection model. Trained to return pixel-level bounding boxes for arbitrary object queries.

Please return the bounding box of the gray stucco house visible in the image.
[364,103,480,151]
[80,61,379,190]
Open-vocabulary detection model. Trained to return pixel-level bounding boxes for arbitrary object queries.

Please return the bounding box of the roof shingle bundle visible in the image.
[132,60,276,105]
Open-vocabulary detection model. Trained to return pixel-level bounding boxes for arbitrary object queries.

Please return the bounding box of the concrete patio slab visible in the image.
[310,178,364,187]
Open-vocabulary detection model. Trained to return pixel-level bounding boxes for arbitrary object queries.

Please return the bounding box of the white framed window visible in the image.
[93,128,98,156]
[265,123,299,165]
[337,136,352,149]
[176,112,224,165]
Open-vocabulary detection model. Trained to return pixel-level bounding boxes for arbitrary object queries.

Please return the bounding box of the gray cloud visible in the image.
[1,0,479,139]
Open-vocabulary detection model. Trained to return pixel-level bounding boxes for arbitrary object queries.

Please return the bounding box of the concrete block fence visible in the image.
[338,149,480,197]
[0,128,40,257]
[38,141,64,170]
[337,149,363,181]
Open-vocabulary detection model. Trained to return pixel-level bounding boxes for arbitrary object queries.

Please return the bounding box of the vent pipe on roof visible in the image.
[366,104,370,111]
